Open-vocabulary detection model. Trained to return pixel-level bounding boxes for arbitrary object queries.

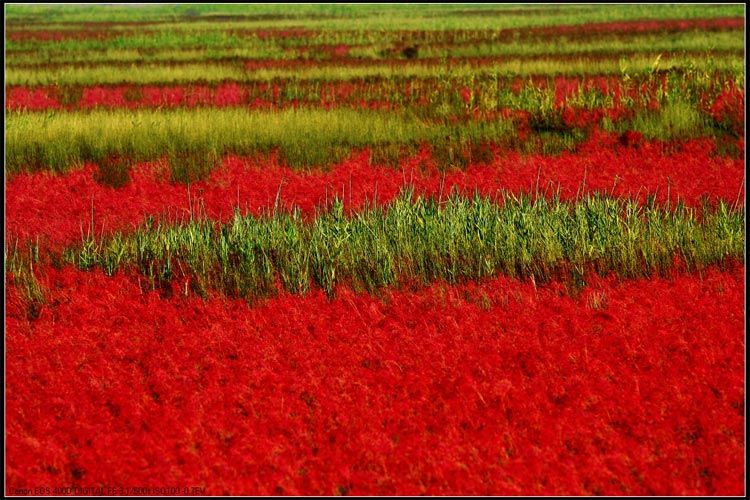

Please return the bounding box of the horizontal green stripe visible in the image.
[6,4,744,29]
[60,192,744,298]
[9,98,735,179]
[5,55,744,86]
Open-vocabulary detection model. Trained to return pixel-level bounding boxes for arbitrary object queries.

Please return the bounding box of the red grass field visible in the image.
[5,4,746,496]
[6,266,745,495]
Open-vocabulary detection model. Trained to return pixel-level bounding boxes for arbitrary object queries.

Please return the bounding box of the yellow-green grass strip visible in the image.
[5,107,515,175]
[6,30,744,67]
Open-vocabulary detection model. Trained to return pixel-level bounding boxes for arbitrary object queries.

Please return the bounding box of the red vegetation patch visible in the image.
[5,266,745,495]
[522,16,744,38]
[6,86,63,111]
[5,136,744,249]
[0,76,688,112]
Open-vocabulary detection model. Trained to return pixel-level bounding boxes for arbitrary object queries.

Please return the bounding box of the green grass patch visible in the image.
[62,192,745,299]
[6,4,743,30]
[5,108,517,177]
[603,99,712,141]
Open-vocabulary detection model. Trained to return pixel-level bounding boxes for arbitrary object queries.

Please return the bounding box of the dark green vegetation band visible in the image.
[5,4,743,29]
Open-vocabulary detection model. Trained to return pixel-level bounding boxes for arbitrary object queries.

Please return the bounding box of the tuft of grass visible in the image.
[587,291,608,310]
[5,239,46,319]
[629,100,708,141]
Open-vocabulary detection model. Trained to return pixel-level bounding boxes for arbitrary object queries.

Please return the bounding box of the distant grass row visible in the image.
[5,54,744,86]
[6,4,743,33]
[6,30,743,65]
[54,192,743,300]
[6,103,733,182]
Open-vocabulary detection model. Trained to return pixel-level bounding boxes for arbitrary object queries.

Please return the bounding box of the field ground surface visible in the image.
[4,3,746,496]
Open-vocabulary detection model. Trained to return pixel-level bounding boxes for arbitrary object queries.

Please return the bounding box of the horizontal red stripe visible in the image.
[8,17,743,42]
[6,80,742,133]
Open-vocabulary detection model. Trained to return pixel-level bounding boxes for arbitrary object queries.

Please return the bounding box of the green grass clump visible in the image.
[604,99,710,141]
[637,100,707,140]
[7,97,739,180]
[5,239,46,319]
[65,192,745,299]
